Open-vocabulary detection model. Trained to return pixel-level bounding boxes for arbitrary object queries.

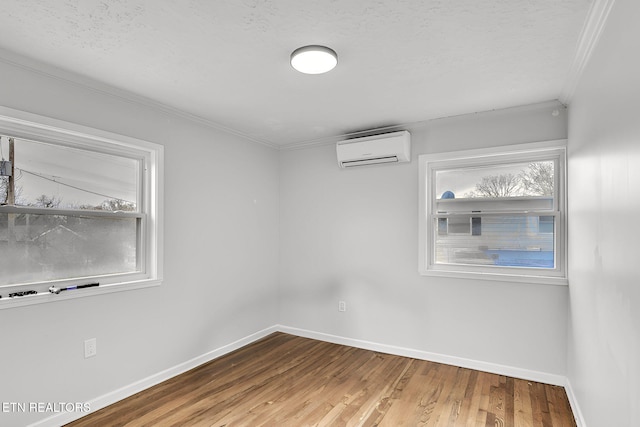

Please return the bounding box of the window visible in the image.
[0,107,163,308]
[418,140,566,284]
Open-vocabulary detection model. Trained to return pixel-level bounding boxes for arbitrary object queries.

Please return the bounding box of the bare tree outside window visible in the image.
[0,176,6,203]
[33,194,62,208]
[465,161,554,198]
[519,161,554,196]
[96,199,136,212]
[466,173,520,197]
[1,177,26,205]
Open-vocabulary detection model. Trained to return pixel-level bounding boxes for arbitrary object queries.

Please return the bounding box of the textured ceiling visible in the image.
[0,0,592,147]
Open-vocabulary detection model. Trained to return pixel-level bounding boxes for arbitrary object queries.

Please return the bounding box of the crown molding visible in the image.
[278,123,410,151]
[1,15,585,154]
[278,100,565,151]
[0,48,279,149]
[560,0,617,104]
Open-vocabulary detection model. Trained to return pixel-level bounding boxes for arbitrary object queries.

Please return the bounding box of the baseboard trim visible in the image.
[277,325,567,386]
[564,378,587,427]
[28,325,279,427]
[30,324,574,426]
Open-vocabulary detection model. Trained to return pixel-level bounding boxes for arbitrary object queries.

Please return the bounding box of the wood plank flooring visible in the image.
[66,333,576,426]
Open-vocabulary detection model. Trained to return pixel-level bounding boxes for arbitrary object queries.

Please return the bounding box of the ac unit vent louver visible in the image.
[336,130,411,168]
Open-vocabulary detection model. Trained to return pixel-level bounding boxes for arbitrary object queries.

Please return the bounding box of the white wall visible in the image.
[279,102,570,376]
[0,58,280,426]
[567,0,640,425]
[4,27,625,424]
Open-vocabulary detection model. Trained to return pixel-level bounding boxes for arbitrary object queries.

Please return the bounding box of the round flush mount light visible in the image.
[290,45,338,74]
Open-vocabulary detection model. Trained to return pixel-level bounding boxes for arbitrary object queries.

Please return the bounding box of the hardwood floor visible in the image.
[66,333,576,426]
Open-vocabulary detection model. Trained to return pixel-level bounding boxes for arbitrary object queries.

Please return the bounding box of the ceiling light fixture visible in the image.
[290,45,337,74]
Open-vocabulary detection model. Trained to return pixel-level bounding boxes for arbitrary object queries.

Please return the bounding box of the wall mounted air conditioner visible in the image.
[336,130,411,168]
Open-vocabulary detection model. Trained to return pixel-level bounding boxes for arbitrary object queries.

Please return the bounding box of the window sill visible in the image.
[419,269,568,286]
[0,279,162,310]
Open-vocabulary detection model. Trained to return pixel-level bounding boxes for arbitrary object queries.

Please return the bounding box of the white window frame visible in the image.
[418,140,567,285]
[0,107,163,309]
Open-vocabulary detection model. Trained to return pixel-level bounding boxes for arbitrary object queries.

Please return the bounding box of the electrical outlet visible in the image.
[84,338,97,358]
[338,301,346,312]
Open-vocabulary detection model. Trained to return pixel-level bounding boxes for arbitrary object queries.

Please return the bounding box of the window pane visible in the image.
[5,138,138,211]
[435,160,554,200]
[433,215,555,269]
[0,212,138,286]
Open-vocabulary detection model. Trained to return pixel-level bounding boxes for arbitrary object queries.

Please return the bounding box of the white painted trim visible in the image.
[0,48,279,150]
[560,0,617,104]
[0,46,566,152]
[279,100,565,151]
[28,324,576,426]
[27,325,279,427]
[0,280,162,310]
[418,139,568,285]
[277,325,566,386]
[0,106,164,310]
[564,378,588,427]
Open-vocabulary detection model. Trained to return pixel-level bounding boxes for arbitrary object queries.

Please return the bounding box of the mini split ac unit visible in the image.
[336,130,411,168]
